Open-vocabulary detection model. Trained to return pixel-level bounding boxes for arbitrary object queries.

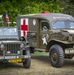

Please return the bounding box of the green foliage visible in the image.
[59,0,74,17]
[0,0,63,23]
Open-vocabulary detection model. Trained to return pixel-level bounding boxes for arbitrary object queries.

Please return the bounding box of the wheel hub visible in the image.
[51,51,58,63]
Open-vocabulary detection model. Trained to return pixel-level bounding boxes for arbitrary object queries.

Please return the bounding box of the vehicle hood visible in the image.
[0,40,21,44]
[66,30,74,34]
[60,29,74,35]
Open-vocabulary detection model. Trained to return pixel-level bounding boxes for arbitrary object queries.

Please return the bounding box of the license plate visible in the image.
[65,49,74,54]
[9,58,22,62]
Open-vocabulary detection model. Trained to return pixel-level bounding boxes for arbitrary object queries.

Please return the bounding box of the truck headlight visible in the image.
[0,43,4,50]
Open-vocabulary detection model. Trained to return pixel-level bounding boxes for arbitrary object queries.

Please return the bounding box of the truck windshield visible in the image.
[52,20,74,29]
[0,27,18,39]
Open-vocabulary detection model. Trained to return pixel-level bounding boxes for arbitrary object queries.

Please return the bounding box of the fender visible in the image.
[46,39,74,52]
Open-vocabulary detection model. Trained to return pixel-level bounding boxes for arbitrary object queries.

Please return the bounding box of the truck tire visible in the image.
[23,48,31,68]
[49,44,64,67]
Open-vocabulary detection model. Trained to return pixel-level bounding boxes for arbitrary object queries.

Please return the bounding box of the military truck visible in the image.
[17,12,74,67]
[0,16,31,68]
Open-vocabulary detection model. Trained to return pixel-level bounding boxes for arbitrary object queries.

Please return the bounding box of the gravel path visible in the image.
[0,54,74,75]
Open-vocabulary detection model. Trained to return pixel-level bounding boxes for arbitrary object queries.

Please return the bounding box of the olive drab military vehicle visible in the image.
[0,15,31,69]
[17,12,74,67]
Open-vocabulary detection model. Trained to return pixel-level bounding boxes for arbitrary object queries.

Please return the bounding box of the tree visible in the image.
[0,0,63,23]
[59,0,74,16]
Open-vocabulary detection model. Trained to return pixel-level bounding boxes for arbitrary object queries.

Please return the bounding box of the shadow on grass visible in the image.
[64,59,74,67]
[32,55,50,65]
[0,62,23,69]
[32,54,74,68]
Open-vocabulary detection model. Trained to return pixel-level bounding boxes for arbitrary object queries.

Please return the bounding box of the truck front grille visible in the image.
[5,43,20,54]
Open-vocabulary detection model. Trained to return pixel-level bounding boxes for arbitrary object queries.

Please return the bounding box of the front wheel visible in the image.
[49,45,64,67]
[23,48,31,68]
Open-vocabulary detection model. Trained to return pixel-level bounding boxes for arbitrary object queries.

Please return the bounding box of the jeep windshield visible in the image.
[51,20,74,29]
[0,27,18,39]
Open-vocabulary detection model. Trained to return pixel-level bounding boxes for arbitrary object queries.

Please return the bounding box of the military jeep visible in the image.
[17,13,74,67]
[0,23,31,68]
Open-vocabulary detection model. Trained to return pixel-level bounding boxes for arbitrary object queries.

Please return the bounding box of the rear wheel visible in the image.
[49,45,64,67]
[23,48,31,68]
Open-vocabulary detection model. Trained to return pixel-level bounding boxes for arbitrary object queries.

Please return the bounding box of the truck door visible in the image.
[39,20,49,48]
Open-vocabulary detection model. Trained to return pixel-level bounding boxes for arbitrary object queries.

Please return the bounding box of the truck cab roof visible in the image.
[17,13,74,21]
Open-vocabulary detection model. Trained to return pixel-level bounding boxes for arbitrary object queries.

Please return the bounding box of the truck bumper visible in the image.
[0,55,31,62]
[0,55,31,59]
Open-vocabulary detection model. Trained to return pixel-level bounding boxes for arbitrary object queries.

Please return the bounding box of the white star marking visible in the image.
[42,37,47,45]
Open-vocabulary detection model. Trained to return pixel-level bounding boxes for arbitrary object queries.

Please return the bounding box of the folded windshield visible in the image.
[0,27,18,39]
[52,20,74,29]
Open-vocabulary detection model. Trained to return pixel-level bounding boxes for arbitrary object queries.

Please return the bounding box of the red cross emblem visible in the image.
[21,19,28,36]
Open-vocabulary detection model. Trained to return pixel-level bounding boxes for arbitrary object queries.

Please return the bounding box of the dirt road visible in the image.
[0,54,74,75]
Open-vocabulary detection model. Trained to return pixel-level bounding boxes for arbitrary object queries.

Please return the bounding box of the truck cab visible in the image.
[17,13,74,67]
[0,16,31,68]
